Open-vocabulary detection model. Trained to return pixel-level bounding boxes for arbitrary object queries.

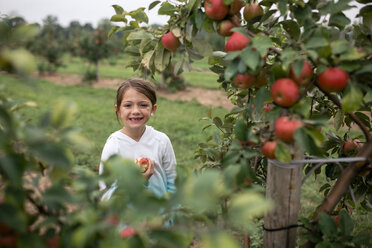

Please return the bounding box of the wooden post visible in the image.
[263,149,303,248]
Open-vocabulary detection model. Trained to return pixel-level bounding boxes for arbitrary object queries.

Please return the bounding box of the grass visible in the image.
[1,74,227,170]
[55,54,221,90]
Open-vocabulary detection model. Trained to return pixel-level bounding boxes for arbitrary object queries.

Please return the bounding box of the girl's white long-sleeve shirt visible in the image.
[99,125,177,197]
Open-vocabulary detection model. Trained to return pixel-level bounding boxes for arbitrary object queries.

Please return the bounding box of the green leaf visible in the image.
[253,87,271,112]
[251,35,273,57]
[154,47,170,72]
[129,8,148,24]
[112,5,124,15]
[110,14,127,23]
[281,20,300,40]
[183,170,225,213]
[201,232,240,248]
[158,2,176,16]
[329,12,350,29]
[318,213,337,238]
[339,209,354,236]
[0,203,26,232]
[224,59,239,81]
[241,49,260,71]
[333,110,344,130]
[278,0,288,15]
[192,38,213,57]
[275,143,291,162]
[194,9,205,30]
[149,1,161,10]
[235,119,247,141]
[29,140,71,168]
[342,83,363,113]
[330,40,349,55]
[108,26,119,38]
[305,37,328,49]
[339,47,366,61]
[126,30,153,41]
[229,192,272,232]
[294,127,323,157]
[141,50,155,69]
[292,60,305,79]
[213,117,223,128]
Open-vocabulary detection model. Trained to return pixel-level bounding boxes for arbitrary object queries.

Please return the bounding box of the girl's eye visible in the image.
[140,104,149,108]
[123,104,131,108]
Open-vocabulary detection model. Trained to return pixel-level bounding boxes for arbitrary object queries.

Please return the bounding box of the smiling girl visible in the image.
[98,78,177,198]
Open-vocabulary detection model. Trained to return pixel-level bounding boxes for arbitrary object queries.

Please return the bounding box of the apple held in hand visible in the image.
[271,78,299,107]
[135,157,150,173]
[204,0,228,20]
[161,32,180,53]
[274,116,303,143]
[261,141,277,159]
[289,61,313,86]
[318,67,349,93]
[225,32,250,52]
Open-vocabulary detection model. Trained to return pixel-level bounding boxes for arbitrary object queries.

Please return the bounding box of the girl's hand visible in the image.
[143,160,154,181]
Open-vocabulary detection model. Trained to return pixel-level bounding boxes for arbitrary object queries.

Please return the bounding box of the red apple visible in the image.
[263,105,270,112]
[261,141,277,159]
[0,235,17,248]
[333,215,339,227]
[318,67,349,93]
[225,32,250,52]
[204,0,228,20]
[271,78,299,107]
[217,16,240,36]
[135,157,150,173]
[218,20,236,37]
[47,235,60,248]
[161,32,180,52]
[289,61,313,86]
[245,178,253,184]
[274,116,303,143]
[243,3,263,21]
[233,73,256,89]
[229,0,244,15]
[120,227,136,238]
[343,139,362,156]
[106,214,120,226]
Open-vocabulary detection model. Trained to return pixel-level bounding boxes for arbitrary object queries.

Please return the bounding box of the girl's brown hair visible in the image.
[115,78,157,118]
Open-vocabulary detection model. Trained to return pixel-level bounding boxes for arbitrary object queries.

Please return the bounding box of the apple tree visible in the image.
[28,15,67,75]
[109,0,372,246]
[78,28,115,82]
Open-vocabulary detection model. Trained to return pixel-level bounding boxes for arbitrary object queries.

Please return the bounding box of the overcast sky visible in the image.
[0,0,169,27]
[0,0,363,28]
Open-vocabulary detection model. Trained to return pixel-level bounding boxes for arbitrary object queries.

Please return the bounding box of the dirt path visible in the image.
[36,73,235,110]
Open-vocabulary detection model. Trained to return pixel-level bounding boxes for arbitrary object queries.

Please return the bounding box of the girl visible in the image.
[99,78,177,198]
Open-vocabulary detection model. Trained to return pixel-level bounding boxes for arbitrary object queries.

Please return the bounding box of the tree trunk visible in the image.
[263,148,303,248]
[95,61,99,81]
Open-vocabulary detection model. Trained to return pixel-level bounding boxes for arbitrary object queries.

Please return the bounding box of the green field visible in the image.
[0,74,227,170]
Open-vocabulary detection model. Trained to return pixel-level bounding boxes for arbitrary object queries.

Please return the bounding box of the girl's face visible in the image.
[115,88,157,132]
